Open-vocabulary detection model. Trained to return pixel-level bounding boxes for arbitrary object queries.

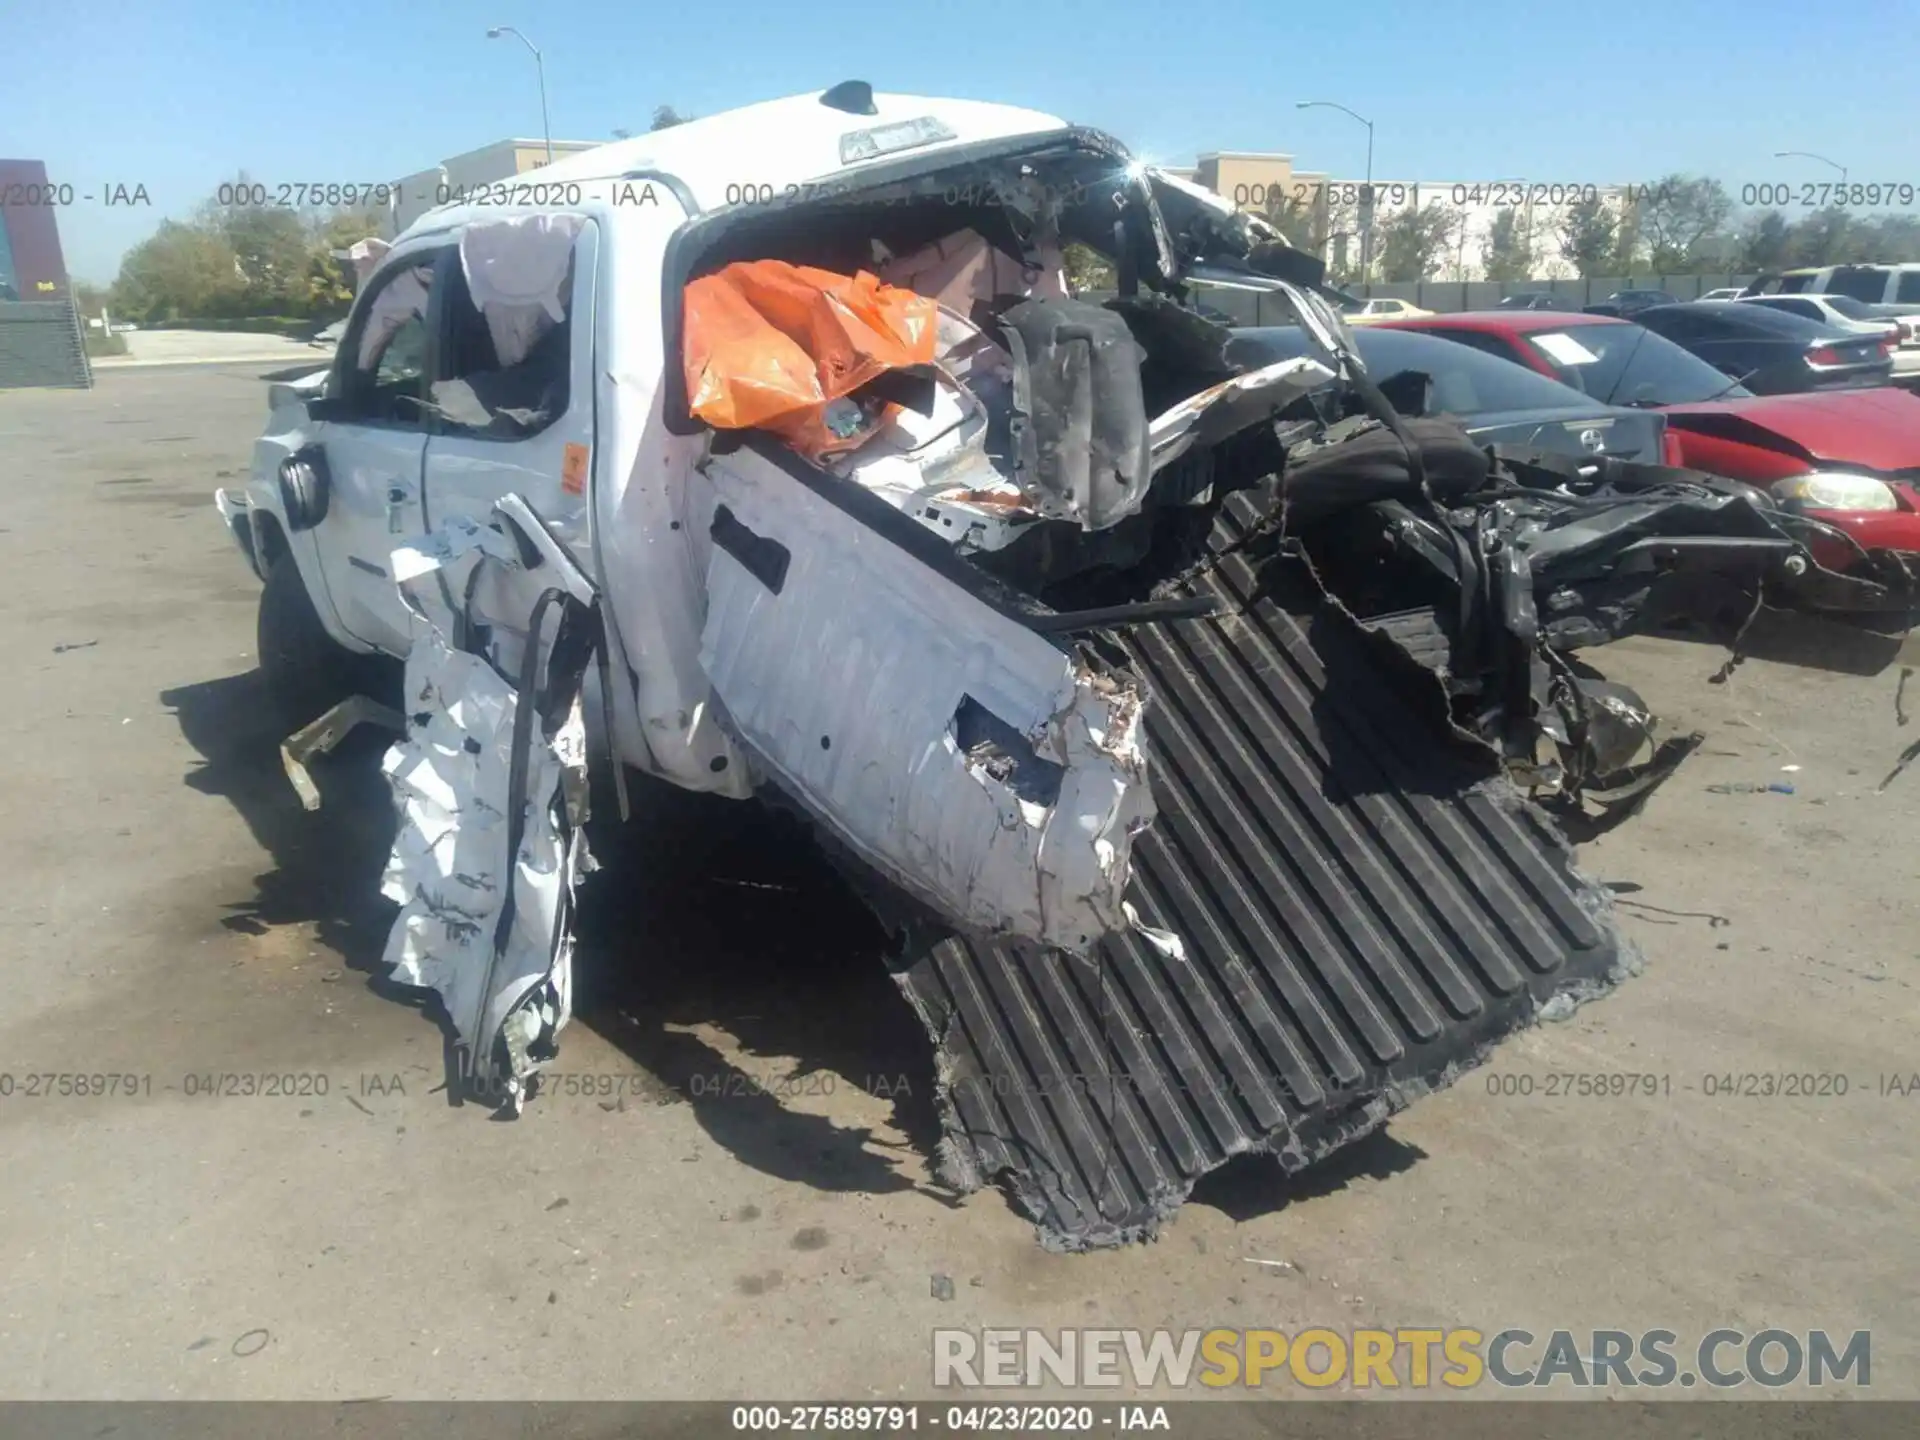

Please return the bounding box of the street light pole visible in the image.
[488,26,554,165]
[1298,100,1374,282]
[1773,150,1848,186]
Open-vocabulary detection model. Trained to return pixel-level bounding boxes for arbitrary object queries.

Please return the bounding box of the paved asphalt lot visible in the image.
[0,367,1916,1403]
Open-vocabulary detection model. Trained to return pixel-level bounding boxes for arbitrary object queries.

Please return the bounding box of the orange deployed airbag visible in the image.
[683,260,938,460]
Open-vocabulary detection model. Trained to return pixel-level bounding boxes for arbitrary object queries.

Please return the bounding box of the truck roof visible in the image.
[397,86,1074,242]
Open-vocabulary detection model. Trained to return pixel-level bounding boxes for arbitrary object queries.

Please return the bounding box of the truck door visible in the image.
[310,246,446,652]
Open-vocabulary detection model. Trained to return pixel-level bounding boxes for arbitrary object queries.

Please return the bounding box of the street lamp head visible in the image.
[486,26,503,37]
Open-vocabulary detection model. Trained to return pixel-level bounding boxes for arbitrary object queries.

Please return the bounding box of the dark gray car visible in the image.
[1633,301,1894,394]
[1496,290,1579,311]
[1230,322,1669,462]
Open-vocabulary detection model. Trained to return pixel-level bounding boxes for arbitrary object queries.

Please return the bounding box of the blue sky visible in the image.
[12,0,1912,283]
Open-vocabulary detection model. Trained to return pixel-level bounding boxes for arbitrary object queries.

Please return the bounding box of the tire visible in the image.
[256,555,371,729]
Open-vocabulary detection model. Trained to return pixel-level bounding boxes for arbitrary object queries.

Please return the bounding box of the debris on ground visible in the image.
[1877,736,1920,793]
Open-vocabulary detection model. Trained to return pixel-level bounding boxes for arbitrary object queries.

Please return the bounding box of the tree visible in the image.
[1790,207,1852,266]
[1557,194,1618,277]
[1850,213,1920,263]
[1258,185,1328,254]
[72,280,109,318]
[1609,194,1643,273]
[1635,173,1734,271]
[1062,242,1115,294]
[1312,195,1362,283]
[216,209,310,314]
[1374,203,1459,282]
[1480,206,1533,282]
[108,179,389,323]
[304,207,386,317]
[650,105,692,131]
[110,219,245,322]
[1737,210,1792,272]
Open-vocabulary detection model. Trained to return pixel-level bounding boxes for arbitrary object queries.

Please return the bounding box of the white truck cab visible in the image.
[215,80,1354,1111]
[218,82,1340,798]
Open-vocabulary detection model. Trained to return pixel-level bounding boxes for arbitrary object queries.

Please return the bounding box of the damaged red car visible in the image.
[1380,310,1920,603]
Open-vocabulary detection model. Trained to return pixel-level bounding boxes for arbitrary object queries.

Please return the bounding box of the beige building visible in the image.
[1189,152,1332,220]
[386,138,605,236]
[1172,150,1635,282]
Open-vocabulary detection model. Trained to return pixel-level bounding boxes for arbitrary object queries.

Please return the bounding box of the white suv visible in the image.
[1750,263,1920,314]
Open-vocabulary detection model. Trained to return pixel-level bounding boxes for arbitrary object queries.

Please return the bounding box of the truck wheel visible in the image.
[257,555,367,729]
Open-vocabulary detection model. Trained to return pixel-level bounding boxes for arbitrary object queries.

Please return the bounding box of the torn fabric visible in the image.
[458,213,586,367]
[344,236,393,290]
[357,264,432,371]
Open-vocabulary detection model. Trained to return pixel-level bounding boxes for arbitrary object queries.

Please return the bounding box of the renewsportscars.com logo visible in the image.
[932,1327,1872,1391]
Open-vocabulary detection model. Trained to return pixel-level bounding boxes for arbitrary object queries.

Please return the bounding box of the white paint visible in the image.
[379,501,596,1109]
[1147,356,1337,473]
[695,447,1154,952]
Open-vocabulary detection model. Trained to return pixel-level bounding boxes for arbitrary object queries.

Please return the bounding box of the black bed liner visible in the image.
[891,490,1635,1250]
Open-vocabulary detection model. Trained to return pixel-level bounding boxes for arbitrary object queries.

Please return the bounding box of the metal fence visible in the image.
[1128,275,1759,328]
[1350,274,1757,312]
[0,300,93,389]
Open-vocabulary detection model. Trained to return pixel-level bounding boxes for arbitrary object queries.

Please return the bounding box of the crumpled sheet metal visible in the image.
[698,447,1154,953]
[1147,356,1336,475]
[893,492,1638,1251]
[380,506,594,1110]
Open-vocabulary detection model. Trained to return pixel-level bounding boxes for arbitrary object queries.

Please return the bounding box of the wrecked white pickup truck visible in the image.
[215,84,1878,1250]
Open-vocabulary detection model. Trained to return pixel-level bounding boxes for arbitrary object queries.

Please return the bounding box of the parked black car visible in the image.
[1496,290,1578,311]
[1229,323,1668,462]
[1584,288,1679,318]
[1631,301,1894,394]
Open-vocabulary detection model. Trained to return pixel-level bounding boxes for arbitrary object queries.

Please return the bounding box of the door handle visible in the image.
[386,482,409,534]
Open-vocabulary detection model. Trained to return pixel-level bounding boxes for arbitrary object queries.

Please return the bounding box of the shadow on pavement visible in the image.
[574,775,947,1202]
[163,671,399,973]
[1188,1130,1427,1224]
[164,670,948,1203]
[1651,604,1912,678]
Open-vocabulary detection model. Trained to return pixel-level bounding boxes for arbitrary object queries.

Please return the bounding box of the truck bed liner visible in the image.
[892,491,1634,1249]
